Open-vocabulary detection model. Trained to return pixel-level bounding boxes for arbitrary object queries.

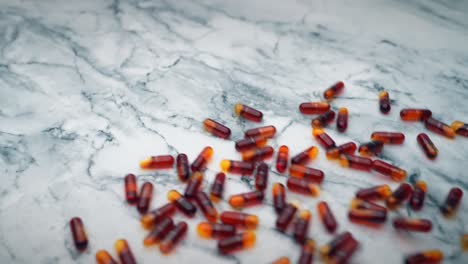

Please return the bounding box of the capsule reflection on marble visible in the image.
[141,203,177,230]
[235,136,267,152]
[299,102,331,115]
[348,209,387,225]
[424,117,455,139]
[289,164,324,184]
[326,142,357,159]
[405,250,443,264]
[167,190,197,217]
[137,182,153,214]
[393,218,432,232]
[220,211,259,229]
[451,121,468,136]
[312,129,336,149]
[273,183,287,214]
[114,239,136,264]
[319,232,354,260]
[356,184,392,200]
[379,91,391,114]
[195,191,218,223]
[410,181,427,211]
[293,210,312,244]
[143,217,174,246]
[400,109,432,121]
[96,250,117,264]
[318,201,337,233]
[276,203,298,232]
[255,163,269,191]
[245,125,277,138]
[176,153,190,182]
[358,141,384,156]
[70,217,88,251]
[372,159,407,182]
[159,222,188,254]
[184,172,203,199]
[220,160,255,175]
[287,177,320,197]
[371,132,405,144]
[298,239,315,264]
[242,146,274,162]
[191,146,214,172]
[273,256,291,264]
[440,187,463,217]
[291,146,319,165]
[312,110,336,128]
[210,172,225,203]
[203,118,231,139]
[197,222,236,239]
[417,133,438,159]
[124,174,138,205]
[229,190,264,209]
[337,107,349,132]
[140,155,174,170]
[461,234,468,251]
[339,154,373,171]
[218,231,256,255]
[350,198,387,212]
[323,81,345,100]
[326,236,359,264]
[386,183,413,209]
[235,103,263,122]
[276,145,289,173]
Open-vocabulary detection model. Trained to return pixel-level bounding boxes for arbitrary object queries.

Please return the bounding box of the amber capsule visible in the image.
[235,136,267,152]
[319,232,353,259]
[452,121,468,136]
[191,146,214,172]
[143,217,175,246]
[276,145,289,173]
[393,218,432,232]
[167,190,197,217]
[410,181,427,211]
[276,203,298,232]
[323,81,345,100]
[195,191,218,223]
[141,203,176,230]
[405,250,443,264]
[210,172,225,202]
[312,110,336,128]
[348,209,387,225]
[220,211,259,229]
[242,146,274,162]
[293,210,312,244]
[400,109,432,121]
[70,217,88,251]
[220,160,255,175]
[339,154,373,171]
[371,132,405,144]
[326,142,357,159]
[203,118,231,139]
[317,201,337,233]
[218,231,256,255]
[184,172,203,199]
[440,187,463,217]
[461,234,468,251]
[372,159,407,182]
[291,146,319,165]
[176,153,190,182]
[379,91,391,114]
[245,125,277,138]
[96,250,117,264]
[417,133,438,159]
[350,198,387,212]
[124,174,138,205]
[386,183,413,209]
[312,129,336,149]
[137,182,153,214]
[159,222,188,254]
[235,103,263,122]
[358,141,384,156]
[272,183,287,214]
[337,107,349,132]
[255,163,269,191]
[286,177,320,197]
[356,184,392,200]
[424,117,455,139]
[298,239,315,264]
[273,256,291,264]
[114,239,136,264]
[197,222,236,239]
[289,164,324,184]
[229,190,264,209]
[299,102,331,115]
[140,155,174,170]
[327,236,359,264]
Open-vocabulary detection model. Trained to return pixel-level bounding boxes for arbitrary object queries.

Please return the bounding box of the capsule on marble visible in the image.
[286,177,320,197]
[337,107,349,132]
[137,182,153,214]
[299,102,331,115]
[350,198,387,212]
[141,203,177,230]
[339,154,373,171]
[451,121,468,136]
[417,133,438,159]
[289,164,324,184]
[241,146,274,162]
[210,172,226,203]
[293,210,312,244]
[400,109,432,122]
[167,190,197,217]
[124,174,138,205]
[298,239,315,264]
[372,159,407,181]
[70,217,88,251]
[218,231,256,255]
[191,146,214,172]
[276,145,289,173]
[273,256,291,264]
[318,201,337,233]
[140,155,174,170]
[143,217,175,246]
[184,172,203,199]
[371,132,405,144]
[245,125,277,139]
[235,136,267,152]
[312,110,336,128]
[291,146,319,165]
[176,153,191,182]
[323,81,345,100]
[220,211,259,229]
[220,160,255,175]
[326,236,359,264]
[326,142,357,160]
[195,191,218,223]
[276,203,298,232]
[319,231,353,259]
[461,234,468,251]
[95,250,117,264]
[159,222,188,254]
[234,103,263,122]
[272,183,287,214]
[255,162,269,191]
[312,128,336,149]
[114,239,136,264]
[229,190,264,209]
[386,183,413,209]
[197,222,237,239]
[356,184,392,200]
[410,181,427,211]
[404,250,443,264]
[440,187,463,217]
[379,91,391,114]
[424,117,455,139]
[203,118,231,139]
[358,141,384,156]
[393,218,432,232]
[348,209,387,225]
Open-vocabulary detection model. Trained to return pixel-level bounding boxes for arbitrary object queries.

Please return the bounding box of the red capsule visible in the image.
[286,177,320,197]
[124,174,138,205]
[348,209,387,226]
[339,154,373,171]
[291,146,319,165]
[70,217,88,251]
[326,142,357,159]
[276,145,289,173]
[405,250,443,264]
[195,191,218,223]
[210,172,225,202]
[197,222,237,239]
[298,239,315,264]
[393,218,432,232]
[255,162,269,191]
[272,183,287,214]
[327,236,359,264]
[319,232,354,259]
[191,146,214,172]
[114,239,136,264]
[141,203,177,230]
[218,231,256,255]
[317,201,337,233]
[356,184,392,200]
[299,102,331,115]
[312,129,336,149]
[140,155,174,170]
[452,121,468,136]
[400,109,432,121]
[410,181,427,211]
[176,153,190,182]
[293,210,312,244]
[203,118,231,139]
[323,81,345,101]
[245,125,277,138]
[235,136,267,152]
[337,107,348,132]
[137,182,153,214]
[372,159,407,182]
[276,203,298,232]
[242,146,274,162]
[143,217,175,246]
[379,91,391,114]
[159,222,188,254]
[424,117,455,139]
[358,141,384,156]
[289,164,324,184]
[95,250,118,264]
[220,160,255,175]
[167,190,197,217]
[371,132,405,144]
[386,183,413,209]
[220,211,259,229]
[417,133,438,159]
[229,190,264,209]
[184,172,203,199]
[235,103,263,122]
[440,187,463,217]
[312,110,336,128]
[350,198,387,212]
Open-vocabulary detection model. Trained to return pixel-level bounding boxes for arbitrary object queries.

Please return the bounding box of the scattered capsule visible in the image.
[293,210,312,244]
[276,203,298,232]
[195,191,218,223]
[393,218,432,232]
[220,211,259,229]
[140,155,174,170]
[255,163,269,191]
[379,91,391,114]
[424,117,455,139]
[141,203,177,230]
[220,160,255,175]
[405,250,443,264]
[461,234,468,251]
[326,142,357,159]
[337,107,349,132]
[323,81,345,101]
[218,231,256,255]
[312,110,336,128]
[95,250,117,264]
[70,217,88,251]
[291,146,319,165]
[114,239,136,264]
[176,153,190,182]
[210,172,226,202]
[203,118,231,139]
[287,177,320,197]
[312,129,336,149]
[410,181,427,211]
[124,174,138,205]
[339,154,373,171]
[356,184,392,200]
[440,187,463,217]
[372,159,407,181]
[273,256,291,264]
[229,190,264,209]
[197,222,237,239]
[242,146,274,162]
[245,125,277,138]
[167,190,197,217]
[298,239,315,264]
[184,172,203,199]
[276,145,289,173]
[289,164,324,184]
[319,232,354,259]
[400,109,432,121]
[234,103,263,122]
[350,198,387,212]
[317,201,337,233]
[143,217,175,246]
[327,236,359,264]
[191,146,214,172]
[348,209,387,226]
[299,102,331,115]
[451,121,468,136]
[386,183,413,209]
[371,132,405,144]
[416,133,438,159]
[137,182,153,214]
[358,141,384,156]
[272,183,287,214]
[159,222,188,254]
[235,136,267,152]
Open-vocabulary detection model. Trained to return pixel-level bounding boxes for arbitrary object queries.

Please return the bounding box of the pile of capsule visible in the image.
[67,82,468,264]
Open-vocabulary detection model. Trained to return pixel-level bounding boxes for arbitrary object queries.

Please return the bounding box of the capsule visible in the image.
[176,153,190,182]
[255,162,269,191]
[393,218,432,232]
[241,146,274,162]
[245,125,277,138]
[273,256,291,264]
[371,132,405,144]
[358,141,384,156]
[229,190,264,209]
[167,190,197,217]
[317,201,337,233]
[141,203,177,230]
[197,222,236,239]
[191,146,214,172]
[319,232,354,259]
[137,182,153,214]
[143,217,175,246]
[139,155,174,170]
[235,103,263,122]
[286,177,320,197]
[379,91,391,114]
[424,117,455,139]
[293,210,312,244]
[440,187,463,217]
[272,183,287,214]
[452,121,468,136]
[348,209,387,225]
[203,118,231,139]
[220,211,259,229]
[289,164,324,184]
[124,174,138,205]
[386,183,413,209]
[299,102,331,115]
[70,217,88,251]
[96,250,117,264]
[159,222,188,254]
[291,146,319,165]
[337,107,349,132]
[323,81,345,100]
[326,142,357,159]
[417,133,438,159]
[356,184,392,200]
[326,236,359,264]
[195,191,218,223]
[312,129,336,149]
[410,181,427,211]
[372,159,407,181]
[210,172,226,202]
[312,110,336,128]
[350,198,387,212]
[220,160,255,175]
[184,172,203,199]
[114,239,136,264]
[218,231,256,255]
[276,203,298,232]
[298,239,315,264]
[461,234,468,251]
[400,109,432,121]
[235,136,267,152]
[276,145,289,173]
[339,154,373,171]
[405,250,443,264]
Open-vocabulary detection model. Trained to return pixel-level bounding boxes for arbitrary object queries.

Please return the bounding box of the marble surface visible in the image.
[1,0,468,263]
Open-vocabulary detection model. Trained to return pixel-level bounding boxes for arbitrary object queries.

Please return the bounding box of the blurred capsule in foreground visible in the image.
[358,141,384,156]
[287,177,320,197]
[124,174,138,205]
[326,142,357,159]
[114,239,136,264]
[312,110,336,128]
[273,256,291,264]
[218,231,256,255]
[337,107,349,132]
[417,133,438,159]
[348,209,387,226]
[440,187,463,217]
[176,153,191,182]
[235,136,267,152]
[184,172,203,199]
[195,191,218,223]
[319,232,353,260]
[424,117,455,139]
[272,183,287,214]
[451,121,468,136]
[400,109,432,121]
[167,190,197,217]
[159,222,188,254]
[276,203,298,232]
[210,172,225,203]
[220,211,259,229]
[339,154,373,171]
[289,164,324,184]
[326,235,359,264]
[70,217,88,251]
[255,162,269,191]
[245,125,277,138]
[140,155,174,170]
[356,184,392,200]
[220,160,255,175]
[318,201,337,233]
[461,234,468,251]
[137,182,153,214]
[323,81,345,101]
[386,183,413,210]
[393,218,432,232]
[203,118,231,139]
[197,222,236,239]
[241,146,274,162]
[404,250,443,264]
[372,159,407,182]
[96,250,117,264]
[293,210,312,244]
[371,132,405,144]
[143,217,174,246]
[350,198,387,212]
[379,91,391,114]
[298,239,315,264]
[410,181,427,211]
[291,146,319,165]
[299,102,330,115]
[141,203,176,230]
[276,145,289,173]
[191,146,214,172]
[312,129,336,149]
[229,190,264,209]
[234,103,263,122]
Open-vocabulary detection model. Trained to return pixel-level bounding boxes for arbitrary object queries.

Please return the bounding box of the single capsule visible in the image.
[417,133,438,159]
[348,209,387,225]
[220,160,255,175]
[371,132,405,144]
[241,146,274,162]
[337,107,349,132]
[289,164,324,184]
[356,184,392,200]
[114,239,136,264]
[159,222,188,254]
[191,146,214,172]
[220,211,259,229]
[70,217,88,251]
[286,177,320,197]
[235,136,267,152]
[195,191,218,223]
[210,172,226,203]
[405,250,443,264]
[245,125,277,138]
[229,190,264,209]
[323,81,345,100]
[326,142,357,159]
[312,129,336,149]
[203,118,231,139]
[386,183,413,209]
[184,172,203,199]
[312,110,336,128]
[326,236,359,264]
[235,103,263,122]
[339,154,373,171]
[124,174,138,205]
[293,210,312,244]
[410,181,427,211]
[140,155,174,170]
[461,234,468,251]
[372,159,407,181]
[299,102,331,115]
[143,217,175,246]
[379,91,391,114]
[255,163,269,191]
[400,109,432,121]
[440,187,463,217]
[96,250,117,264]
[167,190,197,217]
[451,121,468,136]
[272,183,287,214]
[276,145,289,173]
[137,182,153,214]
[298,239,315,264]
[393,218,432,232]
[218,231,256,255]
[276,203,298,232]
[176,153,190,182]
[358,141,384,156]
[291,146,319,165]
[141,203,176,230]
[197,222,237,239]
[273,256,291,264]
[424,117,455,139]
[317,201,337,233]
[350,198,387,212]
[319,232,353,259]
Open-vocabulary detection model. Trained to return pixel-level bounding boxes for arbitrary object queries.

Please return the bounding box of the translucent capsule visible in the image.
[220,160,255,175]
[210,172,225,203]
[424,117,455,139]
[461,234,468,251]
[299,102,331,115]
[159,222,188,254]
[245,125,277,139]
[379,91,391,114]
[276,145,289,173]
[70,217,88,251]
[326,142,357,160]
[141,203,176,230]
[241,146,274,162]
[114,239,136,264]
[220,211,259,229]
[400,109,432,121]
[405,250,443,264]
[184,172,203,199]
[273,256,291,264]
[96,250,117,264]
[452,121,468,136]
[319,232,353,259]
[124,174,138,205]
[410,181,427,211]
[323,81,345,101]
[393,218,432,232]
[195,191,218,223]
[197,222,236,239]
[291,146,319,165]
[191,146,214,172]
[276,203,298,232]
[339,154,373,171]
[293,210,312,244]
[289,164,324,184]
[143,217,174,246]
[287,177,320,197]
[348,209,387,226]
[350,198,387,212]
[203,118,231,139]
[137,182,153,214]
[440,187,463,217]
[176,153,190,182]
[255,162,269,191]
[272,183,287,214]
[417,133,438,159]
[312,110,336,128]
[167,190,197,217]
[326,236,359,264]
[358,141,384,156]
[317,201,337,233]
[235,103,263,122]
[229,190,264,209]
[386,183,413,209]
[337,107,349,132]
[371,132,405,144]
[235,136,267,152]
[218,231,256,255]
[298,239,315,264]
[356,184,392,200]
[372,159,407,182]
[140,155,174,170]
[312,129,336,149]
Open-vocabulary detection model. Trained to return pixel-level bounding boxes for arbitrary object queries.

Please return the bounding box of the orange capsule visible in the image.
[235,103,263,122]
[358,141,384,156]
[143,217,175,246]
[245,125,277,138]
[276,145,289,173]
[276,203,298,232]
[167,190,197,217]
[229,190,264,209]
[350,198,387,212]
[312,129,336,149]
[70,217,88,251]
[273,256,291,264]
[417,133,438,159]
[405,250,443,264]
[312,110,336,128]
[159,222,188,254]
[255,162,269,191]
[191,146,214,172]
[286,177,320,197]
[124,174,138,205]
[348,209,387,225]
[291,146,319,165]
[220,211,259,229]
[371,132,405,144]
[299,102,331,115]
[203,118,231,139]
[323,81,345,101]
[339,154,373,171]
[424,117,455,139]
[379,91,391,114]
[195,191,218,223]
[218,231,256,255]
[220,160,255,175]
[293,210,312,244]
[298,239,315,264]
[176,153,190,182]
[356,184,392,200]
[372,159,407,181]
[197,222,236,239]
[272,183,287,214]
[241,146,274,162]
[289,164,324,184]
[326,142,357,159]
[386,183,413,209]
[461,234,468,251]
[452,121,468,136]
[137,182,153,214]
[326,236,359,264]
[141,203,176,230]
[410,181,427,211]
[114,239,136,264]
[139,155,174,170]
[317,201,337,233]
[440,187,463,217]
[337,107,348,132]
[393,218,432,232]
[400,109,432,121]
[235,136,267,152]
[96,250,117,264]
[319,232,354,259]
[184,172,203,199]
[210,172,225,202]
